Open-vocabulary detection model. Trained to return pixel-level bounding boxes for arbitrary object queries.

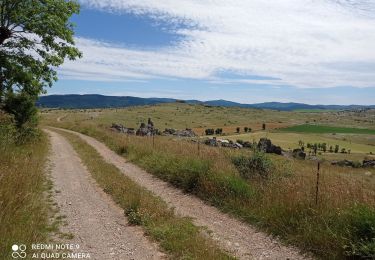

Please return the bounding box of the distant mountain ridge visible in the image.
[36,94,375,111]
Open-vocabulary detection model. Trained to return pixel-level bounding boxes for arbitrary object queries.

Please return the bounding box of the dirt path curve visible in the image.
[52,128,311,260]
[44,129,164,260]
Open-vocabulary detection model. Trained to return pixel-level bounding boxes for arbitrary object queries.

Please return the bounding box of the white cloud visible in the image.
[60,0,375,88]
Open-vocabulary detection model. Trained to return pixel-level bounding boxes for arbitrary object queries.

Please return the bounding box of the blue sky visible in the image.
[51,1,375,105]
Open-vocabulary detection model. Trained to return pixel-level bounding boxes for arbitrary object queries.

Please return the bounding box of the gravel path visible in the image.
[51,127,311,260]
[45,129,164,260]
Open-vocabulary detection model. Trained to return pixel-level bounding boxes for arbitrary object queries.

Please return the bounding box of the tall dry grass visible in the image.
[0,117,57,259]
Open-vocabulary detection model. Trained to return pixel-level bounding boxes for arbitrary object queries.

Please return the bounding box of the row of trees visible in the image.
[206,126,254,135]
[0,0,81,131]
[299,141,351,155]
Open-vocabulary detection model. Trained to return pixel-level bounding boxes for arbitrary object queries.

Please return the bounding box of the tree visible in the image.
[0,0,81,115]
[205,128,214,135]
[215,128,222,135]
[334,144,339,153]
[236,127,240,133]
[262,123,266,130]
[244,127,248,132]
[321,143,327,152]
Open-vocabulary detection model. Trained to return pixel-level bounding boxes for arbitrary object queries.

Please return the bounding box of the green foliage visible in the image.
[4,92,37,128]
[205,128,214,135]
[280,124,375,135]
[343,205,375,258]
[232,151,273,179]
[0,0,81,106]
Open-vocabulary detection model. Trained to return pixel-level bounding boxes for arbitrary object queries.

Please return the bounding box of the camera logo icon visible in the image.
[11,244,26,259]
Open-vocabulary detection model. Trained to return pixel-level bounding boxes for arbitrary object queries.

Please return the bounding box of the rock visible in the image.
[163,128,197,137]
[136,118,159,136]
[363,159,375,168]
[331,160,361,168]
[242,141,253,148]
[110,123,135,134]
[234,143,243,149]
[205,137,219,146]
[163,128,176,135]
[257,138,282,155]
[292,149,306,160]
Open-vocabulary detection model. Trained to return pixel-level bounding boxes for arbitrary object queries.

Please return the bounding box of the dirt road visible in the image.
[45,129,163,260]
[52,127,310,260]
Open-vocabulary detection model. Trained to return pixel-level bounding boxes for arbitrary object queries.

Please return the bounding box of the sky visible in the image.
[51,0,375,105]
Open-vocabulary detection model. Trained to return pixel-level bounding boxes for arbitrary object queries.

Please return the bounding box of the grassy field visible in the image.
[0,125,60,259]
[41,103,375,134]
[226,132,375,154]
[41,104,375,259]
[57,129,232,260]
[279,124,375,135]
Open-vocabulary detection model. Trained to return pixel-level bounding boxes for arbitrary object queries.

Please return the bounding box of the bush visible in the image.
[4,92,38,129]
[232,151,273,179]
[205,128,214,135]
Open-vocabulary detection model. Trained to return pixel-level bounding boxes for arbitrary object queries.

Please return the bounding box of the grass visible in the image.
[279,124,375,135]
[56,129,232,260]
[42,104,375,259]
[225,132,375,154]
[0,122,59,259]
[41,102,375,134]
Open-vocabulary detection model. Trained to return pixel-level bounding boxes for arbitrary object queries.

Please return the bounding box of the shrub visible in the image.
[215,128,223,135]
[4,92,38,129]
[232,151,273,179]
[205,128,214,135]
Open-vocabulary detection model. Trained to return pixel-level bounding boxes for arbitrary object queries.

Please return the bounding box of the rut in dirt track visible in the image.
[45,129,164,260]
[51,127,312,260]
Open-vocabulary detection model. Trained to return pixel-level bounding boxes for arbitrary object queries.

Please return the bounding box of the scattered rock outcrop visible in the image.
[292,149,306,160]
[163,128,197,137]
[136,118,159,136]
[331,160,361,168]
[363,159,375,168]
[257,138,282,155]
[110,123,135,134]
[204,138,246,149]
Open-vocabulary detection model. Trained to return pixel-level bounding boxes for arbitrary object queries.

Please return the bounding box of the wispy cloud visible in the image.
[60,0,375,88]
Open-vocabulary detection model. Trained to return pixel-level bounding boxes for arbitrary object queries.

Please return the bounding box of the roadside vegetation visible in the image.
[56,129,232,260]
[0,113,58,259]
[45,111,375,259]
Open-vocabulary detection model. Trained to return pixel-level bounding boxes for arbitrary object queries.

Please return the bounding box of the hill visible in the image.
[37,94,374,111]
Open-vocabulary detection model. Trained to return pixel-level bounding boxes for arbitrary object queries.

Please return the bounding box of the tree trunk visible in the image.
[0,26,11,45]
[0,69,4,108]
